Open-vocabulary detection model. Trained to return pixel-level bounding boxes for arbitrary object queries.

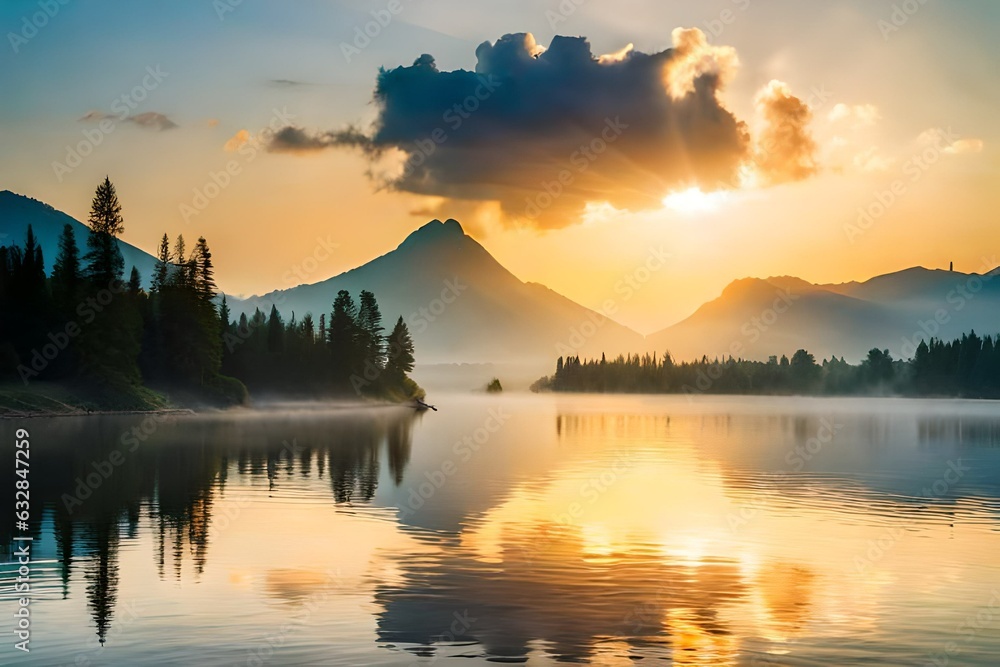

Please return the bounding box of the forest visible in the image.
[0,177,421,408]
[533,336,1000,399]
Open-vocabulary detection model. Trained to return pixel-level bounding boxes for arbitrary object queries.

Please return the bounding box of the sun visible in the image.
[662,187,729,215]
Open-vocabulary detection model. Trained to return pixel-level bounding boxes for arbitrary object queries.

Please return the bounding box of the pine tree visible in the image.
[193,237,216,301]
[171,235,187,288]
[83,178,125,285]
[127,266,142,295]
[329,290,359,379]
[385,316,415,380]
[52,224,81,308]
[152,233,170,292]
[88,176,124,236]
[267,305,284,354]
[357,290,384,364]
[219,295,231,330]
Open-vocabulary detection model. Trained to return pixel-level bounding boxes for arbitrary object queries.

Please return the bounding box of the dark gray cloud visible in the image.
[80,110,178,131]
[270,29,815,228]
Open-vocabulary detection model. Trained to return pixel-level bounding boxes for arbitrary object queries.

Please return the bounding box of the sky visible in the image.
[1,0,998,333]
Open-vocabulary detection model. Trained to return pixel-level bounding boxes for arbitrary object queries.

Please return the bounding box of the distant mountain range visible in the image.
[648,267,1000,363]
[0,191,159,287]
[4,189,998,369]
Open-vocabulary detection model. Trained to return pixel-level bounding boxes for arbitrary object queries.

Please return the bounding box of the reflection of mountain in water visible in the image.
[1,408,416,644]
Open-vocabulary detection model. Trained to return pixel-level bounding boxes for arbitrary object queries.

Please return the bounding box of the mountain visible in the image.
[0,191,158,286]
[649,266,1000,363]
[235,219,645,367]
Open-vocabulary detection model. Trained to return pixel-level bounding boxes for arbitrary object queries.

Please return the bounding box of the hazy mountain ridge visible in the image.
[649,266,1000,363]
[236,219,646,365]
[7,189,1000,369]
[0,190,159,287]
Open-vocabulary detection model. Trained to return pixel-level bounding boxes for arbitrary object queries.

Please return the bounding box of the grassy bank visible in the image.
[0,380,173,418]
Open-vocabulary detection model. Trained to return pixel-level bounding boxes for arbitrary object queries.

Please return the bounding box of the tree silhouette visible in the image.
[52,223,81,308]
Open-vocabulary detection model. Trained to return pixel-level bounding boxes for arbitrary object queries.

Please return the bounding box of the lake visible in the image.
[3,394,1000,665]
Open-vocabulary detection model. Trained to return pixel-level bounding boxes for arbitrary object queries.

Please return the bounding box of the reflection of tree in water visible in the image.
[18,408,416,644]
[920,416,1000,448]
[83,519,119,646]
[387,418,413,485]
[154,446,227,581]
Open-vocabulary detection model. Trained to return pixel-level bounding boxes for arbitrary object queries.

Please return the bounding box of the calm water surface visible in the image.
[3,394,1000,665]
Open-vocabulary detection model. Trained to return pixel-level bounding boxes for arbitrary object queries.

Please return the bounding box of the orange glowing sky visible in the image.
[1,1,997,332]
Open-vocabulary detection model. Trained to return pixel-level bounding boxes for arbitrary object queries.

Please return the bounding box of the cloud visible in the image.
[268,29,821,228]
[79,110,178,131]
[269,125,374,154]
[945,138,984,154]
[224,129,251,152]
[752,80,818,186]
[128,112,178,131]
[918,128,985,155]
[267,30,754,227]
[828,103,880,128]
[853,146,894,173]
[207,118,220,128]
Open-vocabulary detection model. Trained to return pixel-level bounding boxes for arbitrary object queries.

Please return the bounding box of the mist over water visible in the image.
[3,394,1000,665]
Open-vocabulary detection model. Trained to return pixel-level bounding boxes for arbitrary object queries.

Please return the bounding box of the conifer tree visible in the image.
[83,178,125,285]
[52,224,81,308]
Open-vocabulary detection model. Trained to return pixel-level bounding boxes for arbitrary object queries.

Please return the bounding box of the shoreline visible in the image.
[0,407,195,420]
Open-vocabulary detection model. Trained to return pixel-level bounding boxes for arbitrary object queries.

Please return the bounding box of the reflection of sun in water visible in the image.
[662,187,729,215]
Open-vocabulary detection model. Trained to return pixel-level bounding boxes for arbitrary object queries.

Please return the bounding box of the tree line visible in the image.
[533,334,1000,399]
[0,177,421,406]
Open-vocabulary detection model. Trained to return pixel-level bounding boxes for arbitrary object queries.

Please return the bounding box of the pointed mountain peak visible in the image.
[399,218,467,248]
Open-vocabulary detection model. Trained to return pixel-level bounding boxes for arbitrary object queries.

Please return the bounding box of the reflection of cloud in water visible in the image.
[263,569,338,603]
[374,429,822,663]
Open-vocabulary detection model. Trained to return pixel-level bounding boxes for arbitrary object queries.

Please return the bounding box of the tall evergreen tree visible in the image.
[267,305,284,354]
[357,290,384,364]
[88,176,124,236]
[127,266,142,295]
[193,237,216,302]
[385,316,415,383]
[151,233,171,293]
[52,224,81,308]
[329,290,359,380]
[83,178,125,285]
